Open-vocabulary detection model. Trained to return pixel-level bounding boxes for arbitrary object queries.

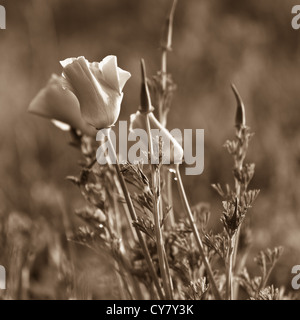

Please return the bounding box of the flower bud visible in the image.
[140,59,152,113]
[231,83,246,129]
[130,59,183,164]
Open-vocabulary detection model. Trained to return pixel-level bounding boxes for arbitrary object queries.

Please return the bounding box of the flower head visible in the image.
[60,55,131,129]
[29,55,131,134]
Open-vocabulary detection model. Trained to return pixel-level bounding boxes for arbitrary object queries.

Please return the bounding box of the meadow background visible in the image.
[0,0,299,299]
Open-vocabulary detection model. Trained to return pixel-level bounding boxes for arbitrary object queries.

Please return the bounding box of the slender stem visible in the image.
[232,128,245,299]
[175,165,222,300]
[258,263,276,295]
[161,0,177,92]
[114,159,163,300]
[232,129,244,267]
[111,186,143,300]
[86,157,97,169]
[105,129,164,300]
[232,215,241,299]
[109,203,126,299]
[89,155,137,245]
[113,174,137,244]
[115,265,128,300]
[166,169,175,227]
[159,51,167,125]
[145,115,173,300]
[114,157,164,300]
[159,0,178,126]
[161,50,167,92]
[112,192,122,236]
[226,237,235,300]
[232,177,242,268]
[158,48,168,126]
[163,246,174,294]
[55,195,76,291]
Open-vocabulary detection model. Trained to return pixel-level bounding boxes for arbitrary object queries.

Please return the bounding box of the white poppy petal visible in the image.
[28,74,96,136]
[51,119,71,131]
[60,57,76,68]
[129,112,138,132]
[118,67,131,92]
[89,62,105,84]
[57,55,131,129]
[100,55,120,92]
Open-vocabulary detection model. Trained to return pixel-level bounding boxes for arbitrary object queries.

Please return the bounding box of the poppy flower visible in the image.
[60,55,131,129]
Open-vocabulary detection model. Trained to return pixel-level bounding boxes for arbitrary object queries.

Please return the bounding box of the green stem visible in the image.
[175,165,222,300]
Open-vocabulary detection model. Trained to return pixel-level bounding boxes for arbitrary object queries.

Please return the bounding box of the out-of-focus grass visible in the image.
[0,0,299,298]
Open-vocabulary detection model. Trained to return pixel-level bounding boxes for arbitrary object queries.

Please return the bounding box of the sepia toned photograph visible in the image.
[0,0,300,302]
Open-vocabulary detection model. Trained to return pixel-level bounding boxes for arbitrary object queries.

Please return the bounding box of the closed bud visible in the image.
[161,0,177,51]
[139,59,152,113]
[132,58,183,164]
[231,83,246,129]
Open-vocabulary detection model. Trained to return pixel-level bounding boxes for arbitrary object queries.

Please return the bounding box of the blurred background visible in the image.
[0,0,299,299]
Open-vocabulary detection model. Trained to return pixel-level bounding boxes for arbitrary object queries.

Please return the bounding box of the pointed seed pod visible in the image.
[161,0,178,51]
[231,83,246,129]
[140,59,152,113]
[130,59,183,164]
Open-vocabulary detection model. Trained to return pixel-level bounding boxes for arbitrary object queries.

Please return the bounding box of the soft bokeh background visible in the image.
[0,0,300,298]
